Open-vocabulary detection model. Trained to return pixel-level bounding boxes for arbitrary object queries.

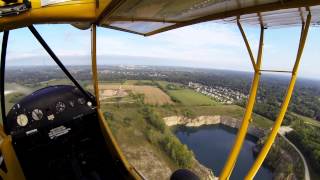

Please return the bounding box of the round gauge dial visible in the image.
[87,101,92,107]
[17,114,28,127]
[78,98,86,105]
[56,101,66,113]
[32,109,43,120]
[69,100,75,108]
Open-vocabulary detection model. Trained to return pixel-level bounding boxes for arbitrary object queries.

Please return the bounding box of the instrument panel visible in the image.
[6,85,96,136]
[6,85,122,180]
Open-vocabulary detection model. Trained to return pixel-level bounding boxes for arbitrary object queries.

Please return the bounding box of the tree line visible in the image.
[141,106,194,168]
[286,123,320,173]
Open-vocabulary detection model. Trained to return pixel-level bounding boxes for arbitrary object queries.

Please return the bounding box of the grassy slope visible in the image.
[102,103,215,179]
[292,112,320,127]
[102,104,183,179]
[103,104,178,166]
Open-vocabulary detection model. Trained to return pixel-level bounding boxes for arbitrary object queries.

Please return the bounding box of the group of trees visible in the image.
[142,106,194,168]
[256,136,304,180]
[254,137,304,179]
[286,123,320,173]
[160,134,194,168]
[228,79,319,124]
[154,82,181,103]
[142,107,166,133]
[238,99,299,125]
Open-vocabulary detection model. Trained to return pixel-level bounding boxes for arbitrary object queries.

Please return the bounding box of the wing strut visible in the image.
[90,24,144,180]
[91,24,100,108]
[0,30,9,133]
[28,25,95,104]
[220,10,311,180]
[219,18,264,180]
[245,11,312,180]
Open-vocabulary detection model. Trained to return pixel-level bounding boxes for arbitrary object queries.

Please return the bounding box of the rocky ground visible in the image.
[120,143,215,180]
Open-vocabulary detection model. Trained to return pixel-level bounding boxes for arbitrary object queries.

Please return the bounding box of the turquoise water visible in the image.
[175,125,273,180]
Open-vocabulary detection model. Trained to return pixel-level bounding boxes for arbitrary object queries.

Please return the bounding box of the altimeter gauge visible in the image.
[56,101,66,113]
[32,109,43,121]
[17,114,28,127]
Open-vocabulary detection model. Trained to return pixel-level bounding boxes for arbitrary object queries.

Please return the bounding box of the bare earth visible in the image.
[120,143,215,180]
[120,144,173,180]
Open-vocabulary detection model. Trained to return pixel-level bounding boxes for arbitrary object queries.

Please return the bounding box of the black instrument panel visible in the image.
[6,85,96,136]
[5,85,126,180]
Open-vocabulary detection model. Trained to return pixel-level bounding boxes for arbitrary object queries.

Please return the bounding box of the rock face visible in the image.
[163,116,221,127]
[163,116,266,138]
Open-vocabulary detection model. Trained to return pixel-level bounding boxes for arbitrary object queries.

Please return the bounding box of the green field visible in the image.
[155,81,218,106]
[292,113,320,127]
[168,89,217,106]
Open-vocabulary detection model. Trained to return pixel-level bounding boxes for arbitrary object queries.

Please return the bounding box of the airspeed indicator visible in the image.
[17,114,28,126]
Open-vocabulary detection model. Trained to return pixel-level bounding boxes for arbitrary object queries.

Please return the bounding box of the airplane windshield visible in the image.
[1,22,320,180]
[1,26,93,120]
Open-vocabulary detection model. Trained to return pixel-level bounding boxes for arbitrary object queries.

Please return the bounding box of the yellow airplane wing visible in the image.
[0,0,113,31]
[99,0,320,36]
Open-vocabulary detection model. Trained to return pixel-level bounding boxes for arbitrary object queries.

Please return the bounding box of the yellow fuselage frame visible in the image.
[0,1,314,180]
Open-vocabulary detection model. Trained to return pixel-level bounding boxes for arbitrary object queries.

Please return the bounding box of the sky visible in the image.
[1,22,320,79]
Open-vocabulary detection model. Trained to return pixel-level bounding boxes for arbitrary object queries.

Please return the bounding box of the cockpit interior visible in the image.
[6,85,127,180]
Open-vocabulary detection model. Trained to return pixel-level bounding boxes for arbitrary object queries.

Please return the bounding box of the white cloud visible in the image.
[3,23,254,72]
[96,23,250,66]
[154,23,243,47]
[3,24,320,79]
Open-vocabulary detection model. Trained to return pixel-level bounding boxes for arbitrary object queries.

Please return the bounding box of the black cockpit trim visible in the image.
[0,30,9,133]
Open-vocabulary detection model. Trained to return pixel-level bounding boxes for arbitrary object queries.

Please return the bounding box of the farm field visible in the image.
[99,84,173,105]
[98,80,217,106]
